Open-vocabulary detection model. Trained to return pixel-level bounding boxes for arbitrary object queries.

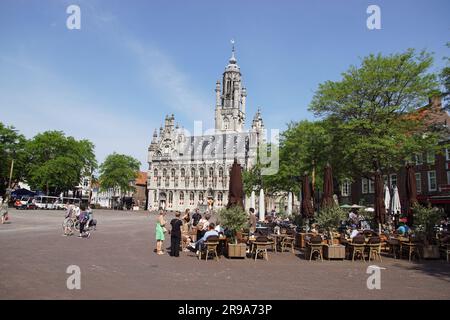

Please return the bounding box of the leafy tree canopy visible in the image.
[99,153,140,194]
[24,131,97,194]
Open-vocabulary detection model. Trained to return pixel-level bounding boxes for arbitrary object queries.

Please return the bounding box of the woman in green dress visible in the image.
[155,210,166,255]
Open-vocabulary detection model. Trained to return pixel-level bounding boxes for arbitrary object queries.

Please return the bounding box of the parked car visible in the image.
[14,196,32,210]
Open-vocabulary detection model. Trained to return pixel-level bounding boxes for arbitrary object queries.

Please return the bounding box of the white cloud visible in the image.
[126,39,212,123]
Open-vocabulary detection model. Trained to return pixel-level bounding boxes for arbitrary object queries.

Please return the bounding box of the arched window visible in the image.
[153,169,158,182]
[168,191,173,208]
[191,167,195,177]
[198,192,204,204]
[171,169,175,177]
[181,168,185,177]
[190,192,195,206]
[164,145,169,154]
[179,191,184,205]
[209,167,214,177]
[163,169,167,177]
[199,168,204,177]
[219,167,223,178]
[218,192,223,206]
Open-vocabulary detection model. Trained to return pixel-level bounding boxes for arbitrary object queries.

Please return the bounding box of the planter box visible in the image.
[228,243,247,258]
[323,245,345,260]
[421,245,440,259]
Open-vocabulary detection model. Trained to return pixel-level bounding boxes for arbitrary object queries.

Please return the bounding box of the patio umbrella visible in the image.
[226,158,244,209]
[301,173,314,218]
[384,185,391,215]
[287,192,292,216]
[405,164,418,227]
[250,190,256,211]
[390,185,401,216]
[374,171,386,225]
[321,164,334,208]
[259,189,265,221]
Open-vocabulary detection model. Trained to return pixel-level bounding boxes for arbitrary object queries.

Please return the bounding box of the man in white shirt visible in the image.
[192,223,219,253]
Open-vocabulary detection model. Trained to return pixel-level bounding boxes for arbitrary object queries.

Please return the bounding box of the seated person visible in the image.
[192,223,219,252]
[350,227,361,239]
[397,223,410,236]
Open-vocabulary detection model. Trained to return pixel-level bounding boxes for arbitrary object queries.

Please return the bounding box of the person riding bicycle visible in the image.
[78,204,90,238]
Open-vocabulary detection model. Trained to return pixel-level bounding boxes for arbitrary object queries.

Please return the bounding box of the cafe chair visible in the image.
[349,235,366,262]
[281,236,295,254]
[306,235,323,262]
[401,237,421,261]
[253,236,273,261]
[199,236,220,261]
[366,236,382,262]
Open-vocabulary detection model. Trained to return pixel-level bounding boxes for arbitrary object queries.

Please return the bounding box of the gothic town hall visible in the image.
[147,46,265,211]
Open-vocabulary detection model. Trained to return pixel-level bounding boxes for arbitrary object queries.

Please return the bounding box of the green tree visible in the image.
[98,153,140,198]
[309,49,443,178]
[0,123,27,195]
[24,131,97,194]
[218,206,248,244]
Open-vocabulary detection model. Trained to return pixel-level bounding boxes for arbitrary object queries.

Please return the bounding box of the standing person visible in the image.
[249,208,257,235]
[78,204,90,238]
[170,212,183,257]
[181,212,192,252]
[192,208,201,227]
[1,196,10,224]
[155,210,166,255]
[63,202,74,236]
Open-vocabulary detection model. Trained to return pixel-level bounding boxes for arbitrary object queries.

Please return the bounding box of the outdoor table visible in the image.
[269,234,292,252]
[217,236,228,257]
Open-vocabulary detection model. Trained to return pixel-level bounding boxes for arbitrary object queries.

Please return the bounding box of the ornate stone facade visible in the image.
[147,46,264,211]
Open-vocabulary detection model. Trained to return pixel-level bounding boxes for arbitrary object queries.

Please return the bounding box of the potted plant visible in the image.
[316,205,347,259]
[218,205,248,258]
[413,204,442,259]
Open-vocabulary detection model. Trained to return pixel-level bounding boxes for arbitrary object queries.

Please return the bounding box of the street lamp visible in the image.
[7,149,16,194]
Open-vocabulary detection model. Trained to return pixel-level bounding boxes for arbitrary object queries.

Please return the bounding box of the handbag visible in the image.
[162,226,167,233]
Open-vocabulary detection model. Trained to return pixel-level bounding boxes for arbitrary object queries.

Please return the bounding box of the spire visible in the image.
[229,39,237,64]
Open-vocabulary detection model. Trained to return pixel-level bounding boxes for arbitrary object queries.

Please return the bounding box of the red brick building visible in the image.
[339,97,450,214]
[132,172,148,209]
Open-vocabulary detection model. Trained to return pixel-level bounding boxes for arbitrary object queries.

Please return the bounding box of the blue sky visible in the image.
[0,0,449,170]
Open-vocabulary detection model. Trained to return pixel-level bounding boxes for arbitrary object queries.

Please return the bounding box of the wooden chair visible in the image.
[253,236,273,261]
[349,235,366,262]
[199,236,219,261]
[306,235,323,261]
[366,236,382,262]
[401,239,421,261]
[280,236,295,254]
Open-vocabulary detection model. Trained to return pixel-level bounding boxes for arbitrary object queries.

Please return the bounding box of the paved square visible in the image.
[1,210,449,299]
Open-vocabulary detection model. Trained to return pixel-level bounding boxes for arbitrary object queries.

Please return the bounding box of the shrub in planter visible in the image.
[316,205,347,242]
[218,205,248,244]
[413,204,442,245]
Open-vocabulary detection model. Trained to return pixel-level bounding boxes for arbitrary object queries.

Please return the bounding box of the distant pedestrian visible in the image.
[63,202,74,236]
[170,212,183,257]
[1,196,10,224]
[78,204,90,238]
[192,208,201,227]
[155,210,166,255]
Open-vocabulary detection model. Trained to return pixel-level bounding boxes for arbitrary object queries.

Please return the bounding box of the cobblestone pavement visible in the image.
[1,210,449,299]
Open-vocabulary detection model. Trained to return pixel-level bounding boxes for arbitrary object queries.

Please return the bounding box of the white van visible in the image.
[34,196,58,209]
